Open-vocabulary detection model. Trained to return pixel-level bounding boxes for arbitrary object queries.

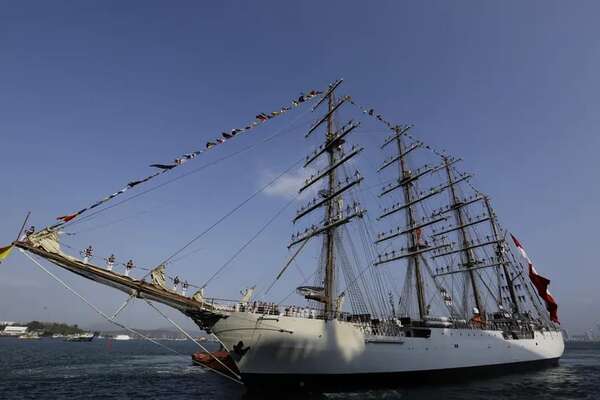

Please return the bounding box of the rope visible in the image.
[263,237,312,295]
[166,245,205,265]
[19,250,181,355]
[144,300,243,383]
[19,249,244,385]
[201,194,299,288]
[64,107,315,230]
[111,294,136,319]
[159,157,303,266]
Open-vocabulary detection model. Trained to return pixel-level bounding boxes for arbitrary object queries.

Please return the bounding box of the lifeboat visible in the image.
[191,351,240,378]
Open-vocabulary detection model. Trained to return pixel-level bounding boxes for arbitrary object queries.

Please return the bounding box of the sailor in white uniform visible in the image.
[83,246,93,264]
[125,259,134,277]
[106,254,115,271]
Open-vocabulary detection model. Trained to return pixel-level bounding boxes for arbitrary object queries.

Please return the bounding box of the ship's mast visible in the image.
[290,80,364,320]
[484,196,519,313]
[443,157,483,316]
[374,126,448,320]
[323,91,337,316]
[395,132,426,319]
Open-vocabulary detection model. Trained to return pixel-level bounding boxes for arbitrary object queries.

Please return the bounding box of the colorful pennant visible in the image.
[52,88,323,227]
[0,244,13,263]
[347,98,445,157]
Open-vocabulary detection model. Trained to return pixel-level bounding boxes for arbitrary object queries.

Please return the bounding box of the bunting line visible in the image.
[347,98,446,158]
[51,88,324,228]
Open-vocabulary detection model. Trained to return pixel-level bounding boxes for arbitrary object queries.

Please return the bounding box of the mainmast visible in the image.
[393,129,426,319]
[290,79,364,319]
[374,126,439,320]
[443,157,483,316]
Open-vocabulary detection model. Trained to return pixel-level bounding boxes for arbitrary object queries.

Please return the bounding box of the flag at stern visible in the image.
[511,234,559,324]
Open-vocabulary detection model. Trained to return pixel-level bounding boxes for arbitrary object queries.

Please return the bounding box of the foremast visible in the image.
[323,91,337,316]
[290,80,364,319]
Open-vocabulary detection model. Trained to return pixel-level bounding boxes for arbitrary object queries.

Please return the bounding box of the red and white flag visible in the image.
[511,234,559,324]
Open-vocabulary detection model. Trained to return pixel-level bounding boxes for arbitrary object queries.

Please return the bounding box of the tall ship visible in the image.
[1,80,563,390]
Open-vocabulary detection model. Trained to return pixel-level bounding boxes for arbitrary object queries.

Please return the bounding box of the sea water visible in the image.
[0,338,597,399]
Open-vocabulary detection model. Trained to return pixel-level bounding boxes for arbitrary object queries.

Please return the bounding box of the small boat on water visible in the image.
[192,351,240,379]
[18,332,41,340]
[113,334,132,341]
[65,332,97,342]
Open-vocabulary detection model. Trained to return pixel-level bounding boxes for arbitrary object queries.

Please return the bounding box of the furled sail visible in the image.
[151,264,168,290]
[192,287,205,304]
[27,229,78,262]
[240,286,255,303]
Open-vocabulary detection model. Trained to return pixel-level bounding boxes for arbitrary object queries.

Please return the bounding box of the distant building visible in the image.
[570,334,591,342]
[0,321,16,326]
[1,326,28,337]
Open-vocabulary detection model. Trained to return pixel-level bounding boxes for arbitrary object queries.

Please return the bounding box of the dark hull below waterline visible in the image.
[241,357,560,392]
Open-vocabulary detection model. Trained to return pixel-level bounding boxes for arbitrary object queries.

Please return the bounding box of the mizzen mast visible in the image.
[484,196,519,313]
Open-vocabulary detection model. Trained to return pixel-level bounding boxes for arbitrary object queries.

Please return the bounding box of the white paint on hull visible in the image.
[211,312,564,375]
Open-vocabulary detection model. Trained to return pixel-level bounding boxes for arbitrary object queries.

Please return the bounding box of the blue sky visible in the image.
[1,1,599,334]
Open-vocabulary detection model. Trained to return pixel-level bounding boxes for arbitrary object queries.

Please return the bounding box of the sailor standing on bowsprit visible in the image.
[83,245,93,264]
[22,226,35,240]
[125,259,134,277]
[106,254,116,271]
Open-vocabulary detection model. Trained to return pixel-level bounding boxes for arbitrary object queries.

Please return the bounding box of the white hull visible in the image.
[211,312,564,377]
